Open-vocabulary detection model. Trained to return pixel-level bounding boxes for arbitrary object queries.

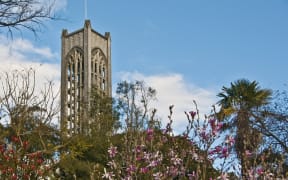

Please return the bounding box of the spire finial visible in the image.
[84,0,88,20]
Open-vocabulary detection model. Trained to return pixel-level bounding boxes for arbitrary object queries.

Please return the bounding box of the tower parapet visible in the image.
[61,20,111,135]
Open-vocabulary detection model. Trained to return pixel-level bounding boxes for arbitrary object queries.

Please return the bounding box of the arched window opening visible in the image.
[67,64,71,77]
[65,47,84,133]
[102,67,105,78]
[102,79,105,91]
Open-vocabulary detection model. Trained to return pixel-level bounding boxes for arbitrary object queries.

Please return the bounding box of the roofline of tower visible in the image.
[62,20,110,40]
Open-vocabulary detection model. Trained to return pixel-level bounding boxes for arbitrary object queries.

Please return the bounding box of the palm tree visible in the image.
[217,79,272,178]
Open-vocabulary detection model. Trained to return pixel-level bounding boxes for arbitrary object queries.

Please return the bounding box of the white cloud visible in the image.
[8,38,55,59]
[0,36,57,60]
[117,71,218,133]
[0,36,60,97]
[0,36,60,125]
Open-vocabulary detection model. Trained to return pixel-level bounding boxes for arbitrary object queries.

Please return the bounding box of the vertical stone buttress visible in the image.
[61,20,111,135]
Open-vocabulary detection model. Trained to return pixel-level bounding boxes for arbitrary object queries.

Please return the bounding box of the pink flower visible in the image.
[102,168,115,180]
[257,167,264,175]
[153,172,163,180]
[148,160,158,167]
[126,164,136,175]
[135,145,142,153]
[215,146,222,153]
[136,155,143,161]
[218,172,229,180]
[225,135,235,146]
[107,160,117,169]
[171,157,182,166]
[146,128,154,141]
[209,118,216,126]
[167,166,178,177]
[108,146,118,158]
[208,150,215,155]
[217,122,223,130]
[140,167,149,174]
[200,131,209,141]
[221,147,229,158]
[245,150,253,157]
[209,146,222,155]
[146,128,153,136]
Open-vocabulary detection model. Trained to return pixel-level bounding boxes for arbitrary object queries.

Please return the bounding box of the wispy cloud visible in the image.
[0,36,60,96]
[52,0,67,12]
[38,0,67,13]
[117,71,218,133]
[5,38,56,59]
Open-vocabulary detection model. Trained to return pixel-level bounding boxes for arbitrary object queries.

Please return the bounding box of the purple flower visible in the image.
[107,160,117,169]
[212,146,221,155]
[220,146,229,158]
[200,131,209,141]
[126,164,136,175]
[257,167,264,175]
[153,172,163,180]
[189,111,196,119]
[171,157,182,166]
[108,146,118,158]
[147,128,153,135]
[143,152,150,161]
[208,118,216,126]
[136,155,143,161]
[167,166,178,177]
[217,173,229,180]
[146,128,154,141]
[135,145,142,153]
[140,167,149,174]
[217,122,223,130]
[225,136,235,146]
[148,160,158,167]
[245,150,253,157]
[209,146,222,155]
[102,168,115,180]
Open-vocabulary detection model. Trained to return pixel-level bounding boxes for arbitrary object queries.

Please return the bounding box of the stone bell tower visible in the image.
[60,20,111,135]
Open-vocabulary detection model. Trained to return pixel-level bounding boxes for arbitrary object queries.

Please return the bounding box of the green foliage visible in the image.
[217,79,273,177]
[1,72,287,179]
[89,87,121,135]
[103,106,222,179]
[56,88,121,179]
[116,80,157,131]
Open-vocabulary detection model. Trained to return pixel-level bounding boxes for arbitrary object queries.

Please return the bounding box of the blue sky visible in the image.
[1,0,288,131]
[52,0,288,89]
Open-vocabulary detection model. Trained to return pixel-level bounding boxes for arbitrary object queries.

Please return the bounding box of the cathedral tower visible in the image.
[60,20,111,135]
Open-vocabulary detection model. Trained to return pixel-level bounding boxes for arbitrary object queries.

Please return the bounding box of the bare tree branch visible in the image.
[0,0,58,37]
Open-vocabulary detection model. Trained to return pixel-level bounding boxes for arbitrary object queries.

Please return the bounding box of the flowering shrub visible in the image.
[0,135,49,179]
[102,104,287,179]
[102,105,231,179]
